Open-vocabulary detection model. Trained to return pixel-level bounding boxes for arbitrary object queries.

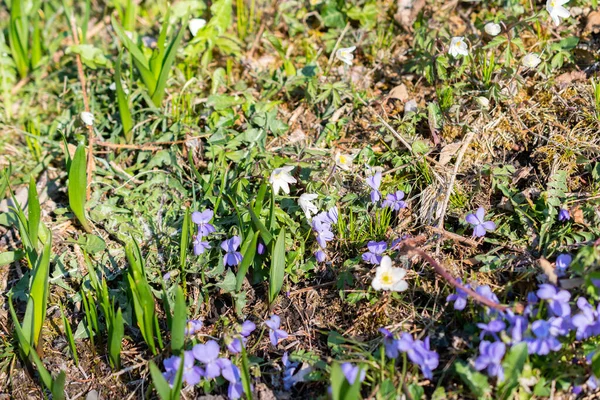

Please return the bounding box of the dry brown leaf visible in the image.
[438,142,462,165]
[585,10,600,33]
[555,71,586,88]
[572,206,585,224]
[388,84,409,102]
[394,0,426,31]
[538,257,557,285]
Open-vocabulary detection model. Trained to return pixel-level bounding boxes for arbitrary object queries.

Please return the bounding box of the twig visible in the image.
[100,360,147,384]
[427,226,479,247]
[399,238,517,313]
[324,22,350,76]
[70,15,94,201]
[435,129,477,256]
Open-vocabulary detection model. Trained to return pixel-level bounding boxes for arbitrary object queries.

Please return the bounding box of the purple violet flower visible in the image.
[192,340,224,379]
[315,250,327,262]
[193,237,211,255]
[465,207,496,237]
[379,328,400,358]
[185,319,203,336]
[477,319,506,340]
[572,298,600,340]
[558,208,571,222]
[162,355,180,385]
[526,319,562,355]
[362,241,387,264]
[221,236,243,266]
[536,284,571,317]
[265,315,289,346]
[504,310,528,343]
[240,320,256,337]
[226,338,244,354]
[474,341,506,381]
[192,209,216,237]
[257,241,266,255]
[397,333,439,379]
[382,190,407,211]
[366,172,382,203]
[341,363,365,385]
[326,206,338,224]
[182,350,204,386]
[555,254,572,277]
[311,216,334,249]
[446,278,470,310]
[282,352,299,390]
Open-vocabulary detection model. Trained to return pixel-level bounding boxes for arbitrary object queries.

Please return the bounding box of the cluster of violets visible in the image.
[191,210,245,266]
[365,170,407,212]
[446,257,600,394]
[311,207,338,263]
[379,329,440,379]
[162,315,288,399]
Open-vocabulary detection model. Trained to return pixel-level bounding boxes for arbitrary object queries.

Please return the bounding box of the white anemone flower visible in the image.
[80,112,94,126]
[484,22,501,36]
[334,153,354,170]
[298,193,319,219]
[448,37,469,58]
[189,18,207,37]
[371,256,408,292]
[269,166,297,195]
[522,53,541,69]
[336,46,356,65]
[546,0,570,26]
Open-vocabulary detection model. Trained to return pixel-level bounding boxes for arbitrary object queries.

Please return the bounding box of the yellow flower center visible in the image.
[381,271,393,285]
[550,1,555,6]
[339,155,347,164]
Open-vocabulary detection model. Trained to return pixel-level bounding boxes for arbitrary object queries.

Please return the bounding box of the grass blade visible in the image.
[149,361,171,400]
[248,206,273,245]
[115,51,133,142]
[27,177,40,250]
[68,145,92,233]
[268,228,285,304]
[179,208,190,289]
[59,302,78,366]
[236,230,258,291]
[108,308,124,369]
[240,345,253,400]
[28,233,51,348]
[171,285,186,355]
[152,17,187,106]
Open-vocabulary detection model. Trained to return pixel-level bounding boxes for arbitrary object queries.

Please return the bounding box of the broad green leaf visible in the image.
[208,0,232,35]
[66,44,110,69]
[498,342,528,400]
[454,361,491,398]
[68,145,92,233]
[171,285,186,355]
[236,230,258,291]
[27,177,40,250]
[108,308,124,370]
[150,361,172,400]
[248,206,273,245]
[115,52,133,142]
[0,250,24,266]
[51,371,66,400]
[268,228,286,304]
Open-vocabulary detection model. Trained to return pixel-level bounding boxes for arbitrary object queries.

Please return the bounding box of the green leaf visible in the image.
[236,230,258,291]
[268,228,286,304]
[208,0,233,35]
[248,206,273,245]
[329,362,362,400]
[60,303,78,366]
[0,250,24,266]
[454,361,491,398]
[240,345,253,400]
[28,234,51,347]
[150,361,172,400]
[66,44,110,69]
[68,145,92,233]
[115,51,133,142]
[152,16,187,106]
[179,208,190,284]
[498,342,528,400]
[171,285,186,355]
[217,269,237,292]
[108,308,124,370]
[27,177,40,250]
[51,371,66,400]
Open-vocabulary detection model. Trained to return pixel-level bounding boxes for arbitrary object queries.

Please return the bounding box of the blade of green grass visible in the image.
[236,230,258,291]
[171,285,186,355]
[108,308,124,370]
[268,228,286,304]
[248,206,273,245]
[68,145,92,233]
[152,16,187,106]
[149,361,172,400]
[27,177,40,250]
[27,233,51,348]
[179,208,190,290]
[115,51,133,142]
[59,302,78,366]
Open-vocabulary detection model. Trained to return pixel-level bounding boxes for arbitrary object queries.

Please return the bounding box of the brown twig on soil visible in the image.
[399,237,519,313]
[70,15,94,201]
[427,226,479,247]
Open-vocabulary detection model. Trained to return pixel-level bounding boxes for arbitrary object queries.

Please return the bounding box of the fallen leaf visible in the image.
[394,0,426,31]
[438,142,462,165]
[555,71,586,88]
[572,206,585,224]
[388,84,409,102]
[538,257,557,285]
[585,10,600,34]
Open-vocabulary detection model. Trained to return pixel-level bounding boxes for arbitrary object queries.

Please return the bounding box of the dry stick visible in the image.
[70,15,94,201]
[324,22,350,76]
[399,239,515,313]
[434,129,477,256]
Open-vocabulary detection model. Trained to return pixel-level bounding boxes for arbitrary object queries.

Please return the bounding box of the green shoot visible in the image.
[68,144,93,233]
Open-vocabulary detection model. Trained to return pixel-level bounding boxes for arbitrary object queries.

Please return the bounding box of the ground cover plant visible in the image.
[2,0,600,398]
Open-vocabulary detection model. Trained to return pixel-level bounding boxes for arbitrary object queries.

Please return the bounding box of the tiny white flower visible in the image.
[298,193,319,219]
[448,37,469,58]
[334,153,354,171]
[336,46,356,65]
[80,112,94,127]
[269,166,297,195]
[371,256,408,292]
[546,0,570,26]
[404,99,418,115]
[109,82,116,91]
[484,22,501,36]
[125,30,134,40]
[189,18,207,37]
[522,53,541,69]
[476,96,490,109]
